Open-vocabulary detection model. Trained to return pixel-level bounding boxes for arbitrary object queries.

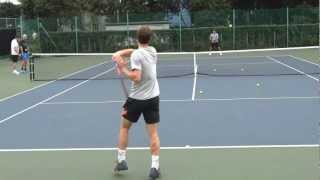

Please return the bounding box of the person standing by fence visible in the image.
[10,35,20,75]
[209,30,222,56]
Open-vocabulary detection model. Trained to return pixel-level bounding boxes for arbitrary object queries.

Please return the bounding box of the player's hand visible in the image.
[112,54,128,73]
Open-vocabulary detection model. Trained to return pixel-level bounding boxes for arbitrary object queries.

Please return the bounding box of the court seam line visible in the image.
[266,56,319,82]
[0,144,318,152]
[0,60,111,103]
[0,67,115,125]
[41,96,320,105]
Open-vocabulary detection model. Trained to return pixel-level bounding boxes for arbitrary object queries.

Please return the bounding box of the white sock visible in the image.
[151,155,159,170]
[117,149,126,163]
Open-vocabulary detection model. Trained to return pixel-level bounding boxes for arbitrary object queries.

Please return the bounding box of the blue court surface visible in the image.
[0,51,319,180]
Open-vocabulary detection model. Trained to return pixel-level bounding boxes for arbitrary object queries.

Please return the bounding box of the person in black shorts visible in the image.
[10,36,21,75]
[209,30,222,56]
[112,26,161,179]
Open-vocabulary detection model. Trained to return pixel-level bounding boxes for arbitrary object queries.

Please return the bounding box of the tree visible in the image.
[20,0,83,17]
[0,2,20,17]
[190,0,231,10]
[230,0,318,9]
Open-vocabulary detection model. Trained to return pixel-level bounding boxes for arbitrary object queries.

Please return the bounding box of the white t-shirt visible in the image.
[11,38,19,55]
[210,32,219,43]
[129,46,160,100]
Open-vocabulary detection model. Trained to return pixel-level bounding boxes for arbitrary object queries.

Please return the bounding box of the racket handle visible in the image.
[112,57,123,76]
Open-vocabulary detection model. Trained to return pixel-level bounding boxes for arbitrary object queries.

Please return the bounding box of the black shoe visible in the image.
[149,167,160,179]
[114,160,128,172]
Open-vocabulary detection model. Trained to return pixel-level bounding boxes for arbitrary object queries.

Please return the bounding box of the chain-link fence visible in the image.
[0,17,17,29]
[16,7,320,53]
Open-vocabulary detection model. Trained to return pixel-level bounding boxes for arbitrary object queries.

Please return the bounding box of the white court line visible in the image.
[0,67,115,125]
[287,55,320,67]
[201,61,275,66]
[0,60,112,103]
[192,53,198,101]
[0,144,318,152]
[41,96,320,105]
[267,56,319,82]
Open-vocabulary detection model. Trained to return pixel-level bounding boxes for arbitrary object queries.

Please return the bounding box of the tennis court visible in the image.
[0,47,319,180]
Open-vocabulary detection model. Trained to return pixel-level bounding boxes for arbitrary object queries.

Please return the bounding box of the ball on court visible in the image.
[256,83,260,87]
[199,90,203,94]
[229,24,233,28]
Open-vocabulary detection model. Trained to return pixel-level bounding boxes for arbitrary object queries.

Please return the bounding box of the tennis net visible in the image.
[30,46,320,81]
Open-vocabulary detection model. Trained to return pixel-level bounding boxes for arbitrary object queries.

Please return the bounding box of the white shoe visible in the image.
[12,70,20,75]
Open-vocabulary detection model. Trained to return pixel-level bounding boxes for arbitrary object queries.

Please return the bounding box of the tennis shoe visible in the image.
[12,70,20,75]
[114,160,128,172]
[149,167,160,179]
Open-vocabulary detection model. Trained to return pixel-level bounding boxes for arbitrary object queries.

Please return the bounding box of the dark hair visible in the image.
[137,26,152,44]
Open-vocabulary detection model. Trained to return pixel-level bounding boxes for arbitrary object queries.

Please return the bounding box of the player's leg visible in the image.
[115,98,141,172]
[146,123,160,158]
[143,97,161,179]
[118,118,132,151]
[21,60,27,72]
[209,43,214,55]
[11,55,19,75]
[114,118,132,172]
[146,123,161,179]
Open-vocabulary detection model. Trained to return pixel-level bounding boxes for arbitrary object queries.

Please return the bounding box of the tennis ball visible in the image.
[199,90,203,94]
[256,83,260,87]
[229,24,233,28]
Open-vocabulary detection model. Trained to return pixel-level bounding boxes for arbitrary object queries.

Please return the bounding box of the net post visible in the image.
[29,56,35,81]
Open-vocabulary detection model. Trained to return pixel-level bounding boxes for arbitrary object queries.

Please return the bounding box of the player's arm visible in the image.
[114,49,134,58]
[113,55,141,83]
[121,67,141,83]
